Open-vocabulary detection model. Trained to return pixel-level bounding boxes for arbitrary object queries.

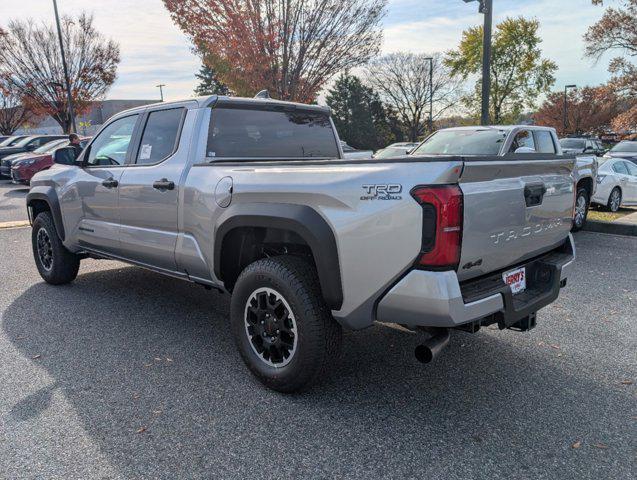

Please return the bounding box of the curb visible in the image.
[582,220,637,237]
[0,220,30,230]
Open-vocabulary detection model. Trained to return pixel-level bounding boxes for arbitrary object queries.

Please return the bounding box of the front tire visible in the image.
[230,256,342,393]
[31,212,80,284]
[607,187,622,212]
[571,187,589,232]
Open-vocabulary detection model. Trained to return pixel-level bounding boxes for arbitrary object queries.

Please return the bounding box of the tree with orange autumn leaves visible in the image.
[533,86,621,136]
[584,0,636,131]
[163,0,387,103]
[0,13,120,133]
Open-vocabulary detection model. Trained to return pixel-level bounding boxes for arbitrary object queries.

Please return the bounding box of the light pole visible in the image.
[463,0,492,125]
[424,57,433,133]
[563,84,576,135]
[156,84,166,102]
[52,0,76,133]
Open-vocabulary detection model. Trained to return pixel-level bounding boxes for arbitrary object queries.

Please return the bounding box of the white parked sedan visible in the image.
[591,158,637,211]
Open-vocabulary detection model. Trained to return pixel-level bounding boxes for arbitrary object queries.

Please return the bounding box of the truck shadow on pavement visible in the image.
[3,264,632,478]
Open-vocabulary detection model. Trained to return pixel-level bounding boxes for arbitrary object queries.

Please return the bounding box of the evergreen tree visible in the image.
[326,73,403,151]
[194,63,230,96]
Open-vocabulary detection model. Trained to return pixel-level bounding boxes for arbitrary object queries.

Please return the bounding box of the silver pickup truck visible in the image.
[27,96,576,392]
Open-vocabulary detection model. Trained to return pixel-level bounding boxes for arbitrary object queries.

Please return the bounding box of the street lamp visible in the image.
[424,57,433,133]
[52,0,77,133]
[463,0,492,125]
[563,84,577,135]
[156,84,166,102]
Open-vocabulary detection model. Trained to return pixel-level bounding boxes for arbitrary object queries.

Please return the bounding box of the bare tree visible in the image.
[0,78,37,135]
[365,53,462,142]
[0,13,120,133]
[164,0,387,102]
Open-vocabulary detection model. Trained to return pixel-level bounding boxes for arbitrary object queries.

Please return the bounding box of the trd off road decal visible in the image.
[360,184,403,201]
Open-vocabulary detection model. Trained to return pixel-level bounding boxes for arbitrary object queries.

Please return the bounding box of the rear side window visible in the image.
[206,107,338,159]
[534,131,556,154]
[612,162,629,174]
[625,161,637,176]
[136,108,184,165]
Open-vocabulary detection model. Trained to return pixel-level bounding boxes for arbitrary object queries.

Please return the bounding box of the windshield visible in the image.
[560,138,586,149]
[411,129,507,156]
[12,136,37,148]
[0,136,26,147]
[34,139,67,154]
[375,147,409,159]
[611,141,637,153]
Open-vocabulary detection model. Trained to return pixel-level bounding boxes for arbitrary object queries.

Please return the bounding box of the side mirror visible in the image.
[25,144,37,151]
[514,147,536,154]
[52,146,78,166]
[583,146,594,153]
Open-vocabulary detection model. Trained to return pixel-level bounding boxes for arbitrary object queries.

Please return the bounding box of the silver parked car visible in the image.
[591,158,637,211]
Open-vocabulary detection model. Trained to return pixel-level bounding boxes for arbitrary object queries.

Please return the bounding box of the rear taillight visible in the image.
[411,185,463,270]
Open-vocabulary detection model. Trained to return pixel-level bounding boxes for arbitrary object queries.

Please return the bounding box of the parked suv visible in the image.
[11,138,89,185]
[27,97,575,392]
[0,135,67,176]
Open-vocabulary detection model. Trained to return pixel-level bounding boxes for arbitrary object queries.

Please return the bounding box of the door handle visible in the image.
[102,178,119,188]
[153,178,175,191]
[524,183,546,207]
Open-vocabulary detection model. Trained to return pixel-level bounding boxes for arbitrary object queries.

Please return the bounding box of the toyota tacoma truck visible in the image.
[27,96,576,392]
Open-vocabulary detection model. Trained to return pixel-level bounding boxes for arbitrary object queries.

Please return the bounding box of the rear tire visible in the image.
[571,187,589,232]
[32,212,80,285]
[230,255,342,393]
[607,187,622,212]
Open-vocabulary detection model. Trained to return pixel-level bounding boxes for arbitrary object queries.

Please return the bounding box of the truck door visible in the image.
[74,114,140,254]
[116,107,187,272]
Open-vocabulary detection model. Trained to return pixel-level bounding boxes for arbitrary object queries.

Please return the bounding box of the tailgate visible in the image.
[457,156,575,281]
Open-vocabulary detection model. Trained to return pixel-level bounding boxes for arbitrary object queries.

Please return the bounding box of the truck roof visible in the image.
[113,95,331,116]
[439,125,556,132]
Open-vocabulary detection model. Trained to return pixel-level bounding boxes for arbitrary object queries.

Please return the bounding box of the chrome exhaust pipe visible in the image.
[414,328,450,363]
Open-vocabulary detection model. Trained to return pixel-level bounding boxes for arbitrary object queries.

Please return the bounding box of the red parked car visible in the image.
[10,138,89,185]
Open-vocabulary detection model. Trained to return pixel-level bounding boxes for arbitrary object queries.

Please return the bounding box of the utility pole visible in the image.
[463,0,492,125]
[156,84,166,102]
[563,84,576,135]
[425,57,434,133]
[52,0,76,133]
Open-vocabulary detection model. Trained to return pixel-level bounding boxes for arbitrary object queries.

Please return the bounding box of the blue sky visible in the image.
[0,0,615,103]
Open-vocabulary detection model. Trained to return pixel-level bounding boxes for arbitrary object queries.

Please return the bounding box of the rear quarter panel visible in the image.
[182,158,462,329]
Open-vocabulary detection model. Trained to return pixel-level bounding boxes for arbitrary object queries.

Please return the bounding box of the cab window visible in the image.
[86,115,139,166]
[136,108,184,165]
[509,130,536,153]
[534,131,556,154]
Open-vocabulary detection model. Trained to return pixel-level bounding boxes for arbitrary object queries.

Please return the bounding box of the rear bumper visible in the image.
[376,234,575,328]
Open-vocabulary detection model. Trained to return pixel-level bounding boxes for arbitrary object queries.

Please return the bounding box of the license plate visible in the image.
[503,267,526,294]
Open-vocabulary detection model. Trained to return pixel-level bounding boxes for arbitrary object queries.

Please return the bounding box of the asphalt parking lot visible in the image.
[0,180,635,479]
[0,180,30,223]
